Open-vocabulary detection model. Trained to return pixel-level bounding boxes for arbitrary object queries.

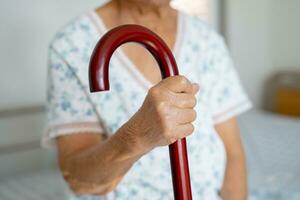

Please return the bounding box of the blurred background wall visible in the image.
[0,0,102,110]
[225,0,300,107]
[0,0,105,178]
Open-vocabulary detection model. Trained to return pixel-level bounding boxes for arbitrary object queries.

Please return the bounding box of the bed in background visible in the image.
[0,109,299,200]
[239,109,300,200]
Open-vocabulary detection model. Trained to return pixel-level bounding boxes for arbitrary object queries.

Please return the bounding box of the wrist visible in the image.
[113,121,151,159]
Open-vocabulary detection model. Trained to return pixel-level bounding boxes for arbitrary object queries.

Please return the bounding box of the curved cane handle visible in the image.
[89,24,192,200]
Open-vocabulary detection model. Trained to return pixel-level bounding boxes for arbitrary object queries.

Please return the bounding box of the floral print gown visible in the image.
[42,10,252,200]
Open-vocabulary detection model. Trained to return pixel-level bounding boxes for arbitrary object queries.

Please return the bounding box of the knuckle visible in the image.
[162,125,172,139]
[157,107,171,129]
[185,95,197,107]
[177,75,188,85]
[161,119,170,131]
[149,87,159,97]
[168,137,176,144]
[166,131,176,144]
[191,96,197,107]
[187,124,195,134]
[156,101,167,113]
[191,110,197,121]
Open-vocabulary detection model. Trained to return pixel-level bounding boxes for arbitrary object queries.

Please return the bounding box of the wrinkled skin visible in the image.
[126,75,199,154]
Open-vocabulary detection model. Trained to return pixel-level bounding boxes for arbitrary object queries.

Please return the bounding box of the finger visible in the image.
[173,123,195,140]
[171,107,197,124]
[171,93,197,108]
[191,83,200,95]
[160,75,194,93]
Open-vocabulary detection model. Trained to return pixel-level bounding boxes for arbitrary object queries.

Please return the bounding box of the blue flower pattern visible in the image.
[43,11,251,200]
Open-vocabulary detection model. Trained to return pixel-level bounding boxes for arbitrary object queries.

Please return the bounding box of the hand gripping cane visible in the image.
[89,25,193,200]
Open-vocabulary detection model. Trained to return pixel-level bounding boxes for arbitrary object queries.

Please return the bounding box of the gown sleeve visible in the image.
[207,34,252,124]
[42,47,104,148]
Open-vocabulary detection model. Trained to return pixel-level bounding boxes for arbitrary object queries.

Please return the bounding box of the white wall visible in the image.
[0,0,106,110]
[0,0,107,177]
[270,0,300,70]
[225,0,300,107]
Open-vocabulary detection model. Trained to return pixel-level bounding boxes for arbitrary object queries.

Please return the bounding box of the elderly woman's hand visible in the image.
[124,75,199,155]
[56,75,199,195]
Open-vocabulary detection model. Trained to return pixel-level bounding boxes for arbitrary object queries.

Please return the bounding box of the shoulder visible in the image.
[49,12,98,53]
[47,12,100,88]
[180,13,235,86]
[183,13,227,52]
[183,13,232,70]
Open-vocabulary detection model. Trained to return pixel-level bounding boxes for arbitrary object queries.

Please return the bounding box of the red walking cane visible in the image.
[89,25,192,200]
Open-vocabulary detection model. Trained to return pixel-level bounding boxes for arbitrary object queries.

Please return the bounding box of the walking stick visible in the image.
[89,25,193,200]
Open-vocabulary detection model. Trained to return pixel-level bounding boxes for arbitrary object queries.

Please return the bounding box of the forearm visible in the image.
[60,124,147,194]
[221,151,248,200]
[57,77,198,195]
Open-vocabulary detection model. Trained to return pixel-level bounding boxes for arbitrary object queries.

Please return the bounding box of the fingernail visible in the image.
[193,83,200,92]
[193,83,200,88]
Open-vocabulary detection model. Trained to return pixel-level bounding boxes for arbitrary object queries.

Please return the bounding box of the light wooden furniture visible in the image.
[273,72,300,117]
[276,87,300,116]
